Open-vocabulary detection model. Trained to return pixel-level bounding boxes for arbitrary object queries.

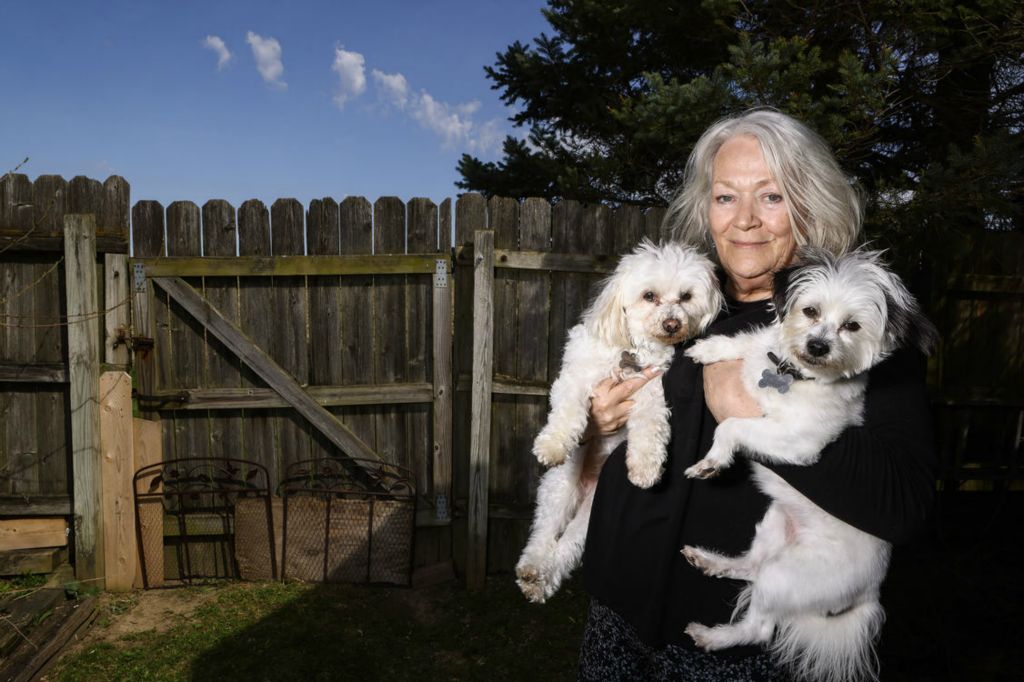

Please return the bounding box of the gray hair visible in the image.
[665,109,863,257]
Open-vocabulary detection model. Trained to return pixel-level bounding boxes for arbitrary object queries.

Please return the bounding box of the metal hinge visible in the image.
[434,259,449,288]
[133,262,147,292]
[435,493,450,522]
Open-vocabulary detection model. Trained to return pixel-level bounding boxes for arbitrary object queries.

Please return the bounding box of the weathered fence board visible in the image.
[166,201,208,462]
[202,199,243,462]
[237,200,278,479]
[271,199,312,473]
[373,197,407,472]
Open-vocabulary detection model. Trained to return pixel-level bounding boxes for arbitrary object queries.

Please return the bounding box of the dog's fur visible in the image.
[681,248,938,682]
[515,241,723,603]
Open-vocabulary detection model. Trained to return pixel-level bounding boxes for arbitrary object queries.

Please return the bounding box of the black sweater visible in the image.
[581,297,936,651]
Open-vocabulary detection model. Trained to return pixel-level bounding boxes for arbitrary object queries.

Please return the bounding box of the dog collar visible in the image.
[758,351,813,394]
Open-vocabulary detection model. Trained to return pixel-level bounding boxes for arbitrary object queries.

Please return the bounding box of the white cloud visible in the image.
[370,69,505,154]
[246,31,286,90]
[202,35,232,70]
[331,47,367,109]
[372,69,409,109]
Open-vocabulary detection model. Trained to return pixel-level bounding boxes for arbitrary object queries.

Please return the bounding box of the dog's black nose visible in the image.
[806,338,830,357]
[662,318,681,334]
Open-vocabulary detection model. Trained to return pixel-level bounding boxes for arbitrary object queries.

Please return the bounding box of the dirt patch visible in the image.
[80,586,221,647]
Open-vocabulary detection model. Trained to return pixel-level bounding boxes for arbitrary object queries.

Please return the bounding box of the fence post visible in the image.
[65,213,104,586]
[466,229,494,590]
[433,255,453,522]
[104,254,130,368]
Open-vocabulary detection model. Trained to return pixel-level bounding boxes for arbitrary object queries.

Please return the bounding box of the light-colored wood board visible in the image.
[0,518,68,551]
[99,372,135,591]
[64,214,104,583]
[132,417,163,588]
[103,254,130,367]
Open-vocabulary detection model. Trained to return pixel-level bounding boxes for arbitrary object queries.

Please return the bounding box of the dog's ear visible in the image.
[584,272,629,348]
[876,265,939,356]
[883,285,940,356]
[771,265,797,321]
[697,269,725,334]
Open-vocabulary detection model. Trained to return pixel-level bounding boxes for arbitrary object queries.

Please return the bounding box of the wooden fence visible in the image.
[1,170,1022,590]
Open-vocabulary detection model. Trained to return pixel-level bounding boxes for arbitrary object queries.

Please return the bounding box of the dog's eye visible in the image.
[802,306,819,319]
[679,291,692,302]
[842,321,861,332]
[643,291,656,302]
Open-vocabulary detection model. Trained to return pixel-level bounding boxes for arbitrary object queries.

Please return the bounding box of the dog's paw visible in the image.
[684,339,720,365]
[684,457,721,479]
[684,623,715,650]
[626,455,663,489]
[515,562,555,603]
[532,433,568,467]
[681,546,726,578]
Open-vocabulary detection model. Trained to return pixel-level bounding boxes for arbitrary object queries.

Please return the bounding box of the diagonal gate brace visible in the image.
[152,276,387,488]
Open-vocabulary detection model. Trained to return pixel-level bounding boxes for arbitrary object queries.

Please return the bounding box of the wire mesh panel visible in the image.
[133,457,277,587]
[281,457,416,585]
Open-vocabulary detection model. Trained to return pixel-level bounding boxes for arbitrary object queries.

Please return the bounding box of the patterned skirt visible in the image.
[578,600,790,681]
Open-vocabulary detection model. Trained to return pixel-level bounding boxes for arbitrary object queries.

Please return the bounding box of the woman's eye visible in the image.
[765,193,784,204]
[842,320,861,332]
[680,291,692,302]
[802,306,819,319]
[643,291,656,302]
[714,194,734,204]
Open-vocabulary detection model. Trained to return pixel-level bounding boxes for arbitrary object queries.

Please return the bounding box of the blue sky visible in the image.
[0,0,550,209]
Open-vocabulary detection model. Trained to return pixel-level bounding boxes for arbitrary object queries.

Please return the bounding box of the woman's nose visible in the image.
[732,195,760,230]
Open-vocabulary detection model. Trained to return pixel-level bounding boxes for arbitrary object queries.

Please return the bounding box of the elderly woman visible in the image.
[577,109,935,680]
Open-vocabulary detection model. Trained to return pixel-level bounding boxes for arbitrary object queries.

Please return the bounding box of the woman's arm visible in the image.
[767,349,936,544]
[588,367,663,434]
[702,349,935,544]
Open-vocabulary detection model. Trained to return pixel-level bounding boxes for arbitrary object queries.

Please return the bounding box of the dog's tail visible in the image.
[771,600,885,682]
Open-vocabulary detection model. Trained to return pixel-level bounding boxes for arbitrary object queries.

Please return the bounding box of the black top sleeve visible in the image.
[766,348,936,545]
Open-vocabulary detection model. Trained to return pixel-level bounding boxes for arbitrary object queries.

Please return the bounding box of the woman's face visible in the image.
[708,134,797,301]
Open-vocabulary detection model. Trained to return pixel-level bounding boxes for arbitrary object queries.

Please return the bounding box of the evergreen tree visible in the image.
[458,0,1024,259]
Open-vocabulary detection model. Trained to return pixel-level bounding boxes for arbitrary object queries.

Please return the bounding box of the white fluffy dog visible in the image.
[515,241,723,603]
[681,248,937,682]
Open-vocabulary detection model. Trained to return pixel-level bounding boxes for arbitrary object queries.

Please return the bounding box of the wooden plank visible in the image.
[644,205,667,242]
[8,595,98,682]
[100,176,130,242]
[137,383,435,410]
[0,547,63,575]
[103,254,130,367]
[307,197,342,466]
[32,175,67,236]
[0,518,68,551]
[166,201,207,463]
[612,204,645,254]
[131,200,166,461]
[0,234,127,254]
[271,199,311,474]
[0,496,71,516]
[135,254,440,276]
[407,198,435,497]
[487,196,519,571]
[151,277,387,479]
[466,229,494,591]
[33,249,67,497]
[0,362,66,382]
[513,196,551,557]
[237,200,278,479]
[132,418,162,589]
[455,247,617,273]
[432,197,453,524]
[99,372,135,591]
[202,199,243,462]
[373,197,406,468]
[67,176,102,224]
[338,197,377,456]
[64,213,103,583]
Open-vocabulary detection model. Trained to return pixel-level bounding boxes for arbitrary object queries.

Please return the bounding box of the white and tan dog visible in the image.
[515,241,722,603]
[682,248,937,682]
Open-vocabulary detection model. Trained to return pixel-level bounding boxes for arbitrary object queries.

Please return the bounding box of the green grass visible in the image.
[52,576,589,682]
[0,573,47,596]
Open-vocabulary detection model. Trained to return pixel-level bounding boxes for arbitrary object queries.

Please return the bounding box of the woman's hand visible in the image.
[589,367,662,435]
[702,359,763,423]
